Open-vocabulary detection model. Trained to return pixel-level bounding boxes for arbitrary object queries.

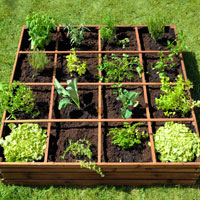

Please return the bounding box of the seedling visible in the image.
[55,78,80,110]
[118,38,130,49]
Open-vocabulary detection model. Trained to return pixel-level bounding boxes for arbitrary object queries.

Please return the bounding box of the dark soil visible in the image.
[139,27,176,50]
[143,54,183,82]
[20,29,57,51]
[14,54,54,82]
[147,86,192,118]
[52,86,98,119]
[6,86,51,120]
[101,27,138,51]
[58,27,98,51]
[56,54,98,82]
[48,122,98,162]
[101,122,152,162]
[102,86,146,119]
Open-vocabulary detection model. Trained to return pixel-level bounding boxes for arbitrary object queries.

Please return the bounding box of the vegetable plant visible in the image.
[146,14,165,41]
[61,139,104,177]
[0,81,37,119]
[97,54,143,83]
[66,49,88,76]
[118,38,130,49]
[108,122,148,150]
[55,78,80,110]
[26,13,56,49]
[0,123,47,162]
[66,25,90,46]
[155,75,200,117]
[154,122,200,162]
[28,51,50,73]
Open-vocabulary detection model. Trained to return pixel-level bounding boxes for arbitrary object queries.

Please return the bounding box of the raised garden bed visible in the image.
[0,25,200,186]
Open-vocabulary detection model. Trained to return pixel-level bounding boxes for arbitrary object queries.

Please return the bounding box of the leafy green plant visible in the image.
[61,139,104,177]
[146,15,165,41]
[66,25,90,46]
[118,38,130,49]
[26,12,56,49]
[154,122,200,162]
[100,15,116,41]
[108,122,148,150]
[66,49,88,76]
[55,78,80,110]
[155,75,200,117]
[116,89,140,119]
[0,123,47,162]
[97,54,143,83]
[28,51,50,73]
[0,81,37,119]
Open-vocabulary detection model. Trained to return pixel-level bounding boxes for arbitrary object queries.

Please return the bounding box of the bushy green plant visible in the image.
[97,54,143,82]
[55,78,80,110]
[0,123,47,162]
[146,15,165,41]
[116,89,140,119]
[28,51,50,72]
[66,49,88,76]
[155,75,200,117]
[108,122,148,150]
[100,15,116,41]
[26,12,56,49]
[66,25,90,46]
[0,81,37,119]
[154,122,200,162]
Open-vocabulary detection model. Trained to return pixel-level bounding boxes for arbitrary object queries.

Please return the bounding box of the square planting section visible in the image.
[0,25,200,186]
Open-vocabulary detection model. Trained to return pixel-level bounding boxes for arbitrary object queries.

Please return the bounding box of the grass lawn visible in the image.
[0,0,200,199]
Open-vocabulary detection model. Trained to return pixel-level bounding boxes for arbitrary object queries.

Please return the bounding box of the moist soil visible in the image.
[20,29,57,51]
[139,27,176,50]
[14,54,54,82]
[101,27,138,51]
[58,27,98,51]
[48,122,98,162]
[5,86,51,120]
[147,86,192,118]
[52,86,98,119]
[143,54,183,82]
[101,122,152,162]
[102,86,146,119]
[56,54,98,82]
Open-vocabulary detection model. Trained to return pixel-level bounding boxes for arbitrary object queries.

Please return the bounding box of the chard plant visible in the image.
[118,38,130,49]
[26,13,56,49]
[108,122,148,150]
[61,139,104,177]
[97,54,143,83]
[55,78,80,110]
[66,49,88,76]
[0,123,47,162]
[155,75,200,117]
[154,122,200,162]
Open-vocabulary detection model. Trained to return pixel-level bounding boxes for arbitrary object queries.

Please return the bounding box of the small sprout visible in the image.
[118,38,130,49]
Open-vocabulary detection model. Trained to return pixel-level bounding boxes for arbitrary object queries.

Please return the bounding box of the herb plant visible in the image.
[0,123,47,162]
[26,13,56,49]
[116,89,140,119]
[146,15,165,41]
[155,75,200,117]
[28,51,50,73]
[154,122,200,162]
[66,49,88,76]
[55,78,80,110]
[97,54,143,82]
[118,38,130,49]
[0,81,37,119]
[66,25,90,46]
[61,139,104,177]
[108,122,148,150]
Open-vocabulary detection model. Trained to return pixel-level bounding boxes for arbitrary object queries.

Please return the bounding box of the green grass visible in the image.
[1,0,200,199]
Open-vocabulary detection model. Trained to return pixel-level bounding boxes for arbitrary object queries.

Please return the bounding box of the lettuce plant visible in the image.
[0,123,47,162]
[55,78,80,110]
[154,122,200,162]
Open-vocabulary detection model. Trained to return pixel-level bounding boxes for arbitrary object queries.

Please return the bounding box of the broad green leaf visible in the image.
[55,78,69,97]
[121,108,132,119]
[58,98,72,110]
